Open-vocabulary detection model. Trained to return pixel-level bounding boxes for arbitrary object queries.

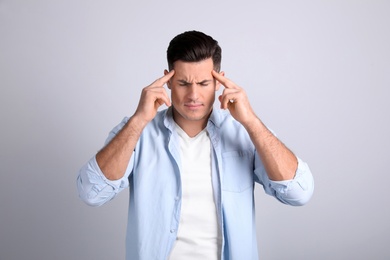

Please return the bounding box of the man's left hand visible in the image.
[212,70,257,127]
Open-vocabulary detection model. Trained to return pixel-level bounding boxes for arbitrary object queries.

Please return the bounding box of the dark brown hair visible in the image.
[167,31,222,71]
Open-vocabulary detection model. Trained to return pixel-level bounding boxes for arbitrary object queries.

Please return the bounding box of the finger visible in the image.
[156,97,169,108]
[219,88,242,109]
[143,86,171,107]
[219,94,235,109]
[153,70,175,86]
[218,95,227,110]
[219,95,234,110]
[152,88,171,107]
[161,88,171,107]
[212,70,238,89]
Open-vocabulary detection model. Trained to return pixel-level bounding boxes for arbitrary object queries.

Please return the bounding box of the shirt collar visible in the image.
[163,107,175,132]
[208,107,222,129]
[163,106,224,132]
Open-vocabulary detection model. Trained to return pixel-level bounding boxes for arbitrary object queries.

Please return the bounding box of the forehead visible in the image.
[172,58,214,81]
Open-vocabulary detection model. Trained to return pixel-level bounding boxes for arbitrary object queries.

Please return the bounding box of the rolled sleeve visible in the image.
[77,117,133,207]
[256,156,314,206]
[267,158,314,206]
[77,156,130,207]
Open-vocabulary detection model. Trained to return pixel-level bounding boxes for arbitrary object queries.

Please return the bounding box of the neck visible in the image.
[172,109,210,137]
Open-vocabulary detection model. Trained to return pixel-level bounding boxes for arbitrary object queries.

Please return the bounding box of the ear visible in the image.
[215,71,225,91]
[164,69,172,89]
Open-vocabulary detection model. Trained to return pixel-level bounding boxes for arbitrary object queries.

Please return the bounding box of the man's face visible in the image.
[166,58,221,128]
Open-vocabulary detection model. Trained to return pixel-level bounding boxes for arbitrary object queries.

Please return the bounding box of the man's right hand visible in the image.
[96,70,175,180]
[133,70,175,125]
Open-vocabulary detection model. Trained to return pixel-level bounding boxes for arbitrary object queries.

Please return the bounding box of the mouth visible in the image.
[184,103,203,110]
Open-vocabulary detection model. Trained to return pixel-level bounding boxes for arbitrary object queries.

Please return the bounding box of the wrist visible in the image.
[127,114,149,135]
[240,112,260,129]
[243,116,265,137]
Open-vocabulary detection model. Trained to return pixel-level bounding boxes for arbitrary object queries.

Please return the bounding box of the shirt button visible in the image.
[175,196,179,201]
[170,229,175,233]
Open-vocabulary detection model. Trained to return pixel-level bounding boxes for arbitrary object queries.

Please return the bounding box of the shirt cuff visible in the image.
[91,156,125,189]
[268,157,314,206]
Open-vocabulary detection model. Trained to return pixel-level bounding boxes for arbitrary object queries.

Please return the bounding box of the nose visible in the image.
[188,84,199,100]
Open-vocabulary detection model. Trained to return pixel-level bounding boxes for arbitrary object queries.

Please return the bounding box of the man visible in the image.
[77,30,314,260]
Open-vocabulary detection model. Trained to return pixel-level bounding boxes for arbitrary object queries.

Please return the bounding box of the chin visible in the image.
[173,105,212,122]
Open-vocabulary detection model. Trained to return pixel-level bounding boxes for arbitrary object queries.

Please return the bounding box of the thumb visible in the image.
[218,95,226,109]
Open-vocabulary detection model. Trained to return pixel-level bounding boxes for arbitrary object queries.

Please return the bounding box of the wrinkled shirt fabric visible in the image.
[77,108,314,260]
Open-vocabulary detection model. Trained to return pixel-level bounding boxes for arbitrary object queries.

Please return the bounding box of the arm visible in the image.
[212,71,313,205]
[212,71,297,181]
[96,70,175,180]
[77,71,175,206]
[241,117,297,181]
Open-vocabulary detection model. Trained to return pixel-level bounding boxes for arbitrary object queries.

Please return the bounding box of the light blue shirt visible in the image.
[77,108,314,260]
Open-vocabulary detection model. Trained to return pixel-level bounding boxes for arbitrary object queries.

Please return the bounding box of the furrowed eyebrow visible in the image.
[177,80,190,84]
[177,79,213,85]
[197,80,213,85]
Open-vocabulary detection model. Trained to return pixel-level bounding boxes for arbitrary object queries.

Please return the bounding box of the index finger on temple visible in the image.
[156,70,175,85]
[212,70,236,89]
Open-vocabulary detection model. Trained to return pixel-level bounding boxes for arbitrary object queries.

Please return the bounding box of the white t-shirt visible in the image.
[169,125,222,260]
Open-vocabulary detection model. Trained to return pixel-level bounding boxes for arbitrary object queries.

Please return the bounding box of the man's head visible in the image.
[164,31,224,135]
[167,31,222,72]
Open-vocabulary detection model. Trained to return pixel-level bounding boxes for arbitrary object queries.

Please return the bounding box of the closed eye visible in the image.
[178,80,191,87]
[198,80,212,87]
[177,80,212,87]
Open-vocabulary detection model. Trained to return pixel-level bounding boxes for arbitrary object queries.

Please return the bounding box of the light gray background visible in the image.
[1,0,389,259]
